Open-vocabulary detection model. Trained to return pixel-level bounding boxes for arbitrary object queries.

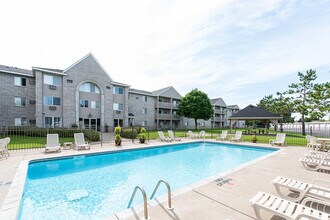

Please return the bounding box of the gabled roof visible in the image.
[229,105,282,119]
[63,53,113,81]
[0,64,33,77]
[210,98,227,107]
[227,104,239,109]
[32,67,65,75]
[152,86,181,99]
[129,88,155,96]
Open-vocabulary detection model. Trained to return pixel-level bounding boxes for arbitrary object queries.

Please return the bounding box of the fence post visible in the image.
[131,124,134,143]
[310,126,312,136]
[100,131,103,147]
[148,126,150,142]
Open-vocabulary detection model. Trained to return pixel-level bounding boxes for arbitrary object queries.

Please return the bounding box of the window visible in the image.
[54,117,61,127]
[14,97,26,106]
[67,79,73,83]
[142,120,147,126]
[80,99,89,108]
[15,118,27,126]
[142,108,147,114]
[113,87,124,94]
[91,101,100,109]
[44,96,61,106]
[45,117,61,127]
[142,96,147,102]
[79,82,100,93]
[14,77,26,86]
[113,103,124,111]
[44,74,61,86]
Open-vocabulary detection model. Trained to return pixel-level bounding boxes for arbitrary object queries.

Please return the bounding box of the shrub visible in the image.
[121,128,137,139]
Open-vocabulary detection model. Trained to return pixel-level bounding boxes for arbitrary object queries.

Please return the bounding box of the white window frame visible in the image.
[142,108,147,114]
[80,99,89,108]
[44,74,61,86]
[113,87,124,94]
[91,101,100,109]
[14,77,26,86]
[14,97,26,106]
[113,103,124,111]
[44,96,61,106]
[45,117,61,127]
[142,120,147,127]
[142,96,148,102]
[14,117,27,126]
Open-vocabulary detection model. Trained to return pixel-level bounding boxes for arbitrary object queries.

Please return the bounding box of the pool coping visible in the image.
[0,141,281,219]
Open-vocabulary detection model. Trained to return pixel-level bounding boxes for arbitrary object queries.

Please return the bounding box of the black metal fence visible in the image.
[0,126,100,151]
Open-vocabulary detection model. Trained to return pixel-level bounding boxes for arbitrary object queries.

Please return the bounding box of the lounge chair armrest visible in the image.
[295,213,325,220]
[301,196,330,208]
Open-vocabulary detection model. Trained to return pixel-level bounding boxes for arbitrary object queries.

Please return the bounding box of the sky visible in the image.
[1,0,330,109]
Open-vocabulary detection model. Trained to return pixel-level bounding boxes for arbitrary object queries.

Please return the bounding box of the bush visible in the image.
[121,128,137,139]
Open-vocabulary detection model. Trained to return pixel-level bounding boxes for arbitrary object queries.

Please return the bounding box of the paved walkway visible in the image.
[0,140,328,219]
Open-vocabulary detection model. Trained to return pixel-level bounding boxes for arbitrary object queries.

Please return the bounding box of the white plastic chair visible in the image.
[168,130,181,141]
[74,133,91,150]
[230,131,242,142]
[45,134,61,153]
[272,176,330,203]
[269,133,286,146]
[216,131,227,141]
[250,191,329,220]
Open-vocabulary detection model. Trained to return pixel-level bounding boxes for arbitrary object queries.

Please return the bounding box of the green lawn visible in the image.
[7,136,74,150]
[147,129,308,146]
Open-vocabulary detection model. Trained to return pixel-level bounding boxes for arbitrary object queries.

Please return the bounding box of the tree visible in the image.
[257,93,294,131]
[284,69,330,135]
[178,89,213,130]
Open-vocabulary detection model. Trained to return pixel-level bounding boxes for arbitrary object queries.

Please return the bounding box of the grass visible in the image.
[147,129,308,146]
[7,136,74,150]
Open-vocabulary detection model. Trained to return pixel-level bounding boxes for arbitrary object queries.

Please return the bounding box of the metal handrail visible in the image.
[127,186,150,220]
[150,179,174,210]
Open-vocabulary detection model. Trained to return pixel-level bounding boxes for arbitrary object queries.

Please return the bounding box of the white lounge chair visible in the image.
[74,133,91,150]
[306,135,322,151]
[168,130,181,141]
[0,139,8,159]
[216,131,227,141]
[272,176,330,203]
[305,150,330,161]
[269,133,286,146]
[230,131,242,142]
[299,157,330,171]
[187,130,198,139]
[198,130,206,139]
[45,134,61,153]
[250,192,329,220]
[158,131,171,142]
[4,137,10,157]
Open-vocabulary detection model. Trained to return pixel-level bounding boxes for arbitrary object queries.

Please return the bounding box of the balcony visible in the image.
[214,109,226,114]
[172,115,181,120]
[212,116,226,122]
[157,114,172,120]
[158,102,172,109]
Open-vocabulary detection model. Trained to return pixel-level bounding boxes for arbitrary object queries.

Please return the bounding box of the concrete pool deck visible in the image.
[0,140,328,219]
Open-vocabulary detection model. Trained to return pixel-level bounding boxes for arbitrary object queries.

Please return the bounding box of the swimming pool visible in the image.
[19,142,277,219]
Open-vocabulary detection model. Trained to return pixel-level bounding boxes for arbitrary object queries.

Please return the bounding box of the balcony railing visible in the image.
[156,114,181,120]
[214,109,226,114]
[158,102,172,109]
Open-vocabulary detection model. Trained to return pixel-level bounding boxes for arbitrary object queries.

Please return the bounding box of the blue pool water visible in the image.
[19,142,276,219]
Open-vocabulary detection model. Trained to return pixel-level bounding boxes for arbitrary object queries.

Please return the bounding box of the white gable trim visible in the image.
[63,53,113,81]
[32,67,67,76]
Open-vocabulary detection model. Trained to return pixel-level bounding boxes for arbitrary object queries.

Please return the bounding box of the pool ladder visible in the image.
[127,179,174,220]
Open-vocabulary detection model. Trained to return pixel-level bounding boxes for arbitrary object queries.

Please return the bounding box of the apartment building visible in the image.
[0,53,241,130]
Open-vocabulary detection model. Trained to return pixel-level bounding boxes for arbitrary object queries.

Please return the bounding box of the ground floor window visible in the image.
[15,118,27,126]
[45,117,61,127]
[114,119,123,127]
[142,120,147,127]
